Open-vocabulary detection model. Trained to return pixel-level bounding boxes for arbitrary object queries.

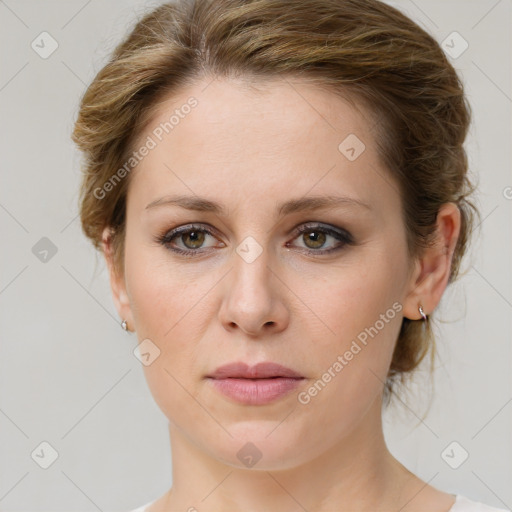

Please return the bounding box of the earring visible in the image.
[121,319,128,331]
[418,305,427,321]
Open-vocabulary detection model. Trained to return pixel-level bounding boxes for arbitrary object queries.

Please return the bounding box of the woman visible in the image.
[72,0,508,510]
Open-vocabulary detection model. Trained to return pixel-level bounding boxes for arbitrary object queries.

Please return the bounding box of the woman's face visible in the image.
[114,77,421,469]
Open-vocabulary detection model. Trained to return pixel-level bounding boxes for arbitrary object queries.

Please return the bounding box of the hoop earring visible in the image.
[121,319,128,331]
[418,305,427,321]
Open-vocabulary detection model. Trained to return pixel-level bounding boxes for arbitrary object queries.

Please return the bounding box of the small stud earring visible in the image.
[121,319,128,331]
[418,305,427,321]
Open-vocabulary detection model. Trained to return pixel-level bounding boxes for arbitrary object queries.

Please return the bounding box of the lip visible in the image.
[207,361,304,379]
[206,362,305,405]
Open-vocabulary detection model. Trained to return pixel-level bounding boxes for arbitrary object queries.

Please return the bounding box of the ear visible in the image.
[101,227,135,332]
[402,203,461,320]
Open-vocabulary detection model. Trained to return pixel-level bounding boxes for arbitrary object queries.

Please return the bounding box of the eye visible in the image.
[287,222,353,254]
[156,222,353,257]
[156,224,223,256]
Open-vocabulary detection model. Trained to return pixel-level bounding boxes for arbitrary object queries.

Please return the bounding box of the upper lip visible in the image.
[207,362,304,379]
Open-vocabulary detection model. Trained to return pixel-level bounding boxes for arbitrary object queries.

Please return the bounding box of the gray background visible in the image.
[0,0,510,510]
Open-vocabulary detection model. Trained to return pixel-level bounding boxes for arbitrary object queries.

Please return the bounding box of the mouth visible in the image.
[206,361,305,405]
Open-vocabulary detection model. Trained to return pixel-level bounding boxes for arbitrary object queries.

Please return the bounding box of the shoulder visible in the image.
[450,495,510,512]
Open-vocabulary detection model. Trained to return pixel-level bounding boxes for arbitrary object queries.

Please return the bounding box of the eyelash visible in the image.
[155,222,354,257]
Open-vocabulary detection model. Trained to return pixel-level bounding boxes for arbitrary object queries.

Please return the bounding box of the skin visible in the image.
[102,76,461,511]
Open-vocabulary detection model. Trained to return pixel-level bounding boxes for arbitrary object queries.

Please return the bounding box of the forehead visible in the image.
[127,76,395,215]
[143,76,375,145]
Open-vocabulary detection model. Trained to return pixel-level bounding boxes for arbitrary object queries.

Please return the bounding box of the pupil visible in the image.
[185,231,204,248]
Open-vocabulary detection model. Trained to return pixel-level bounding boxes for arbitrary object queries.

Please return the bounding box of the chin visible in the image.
[201,423,318,471]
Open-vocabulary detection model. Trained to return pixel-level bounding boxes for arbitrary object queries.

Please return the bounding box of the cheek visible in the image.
[291,251,405,406]
[124,244,218,418]
[125,241,210,339]
[292,295,402,444]
[292,250,404,350]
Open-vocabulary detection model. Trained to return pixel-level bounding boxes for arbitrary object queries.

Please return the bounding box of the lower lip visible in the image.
[207,377,304,405]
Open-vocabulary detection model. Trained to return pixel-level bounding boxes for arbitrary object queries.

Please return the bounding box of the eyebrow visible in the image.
[145,194,372,215]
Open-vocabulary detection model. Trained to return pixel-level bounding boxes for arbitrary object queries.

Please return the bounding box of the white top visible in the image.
[128,494,510,511]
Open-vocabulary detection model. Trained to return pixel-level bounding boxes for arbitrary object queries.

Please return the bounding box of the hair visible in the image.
[72,0,479,404]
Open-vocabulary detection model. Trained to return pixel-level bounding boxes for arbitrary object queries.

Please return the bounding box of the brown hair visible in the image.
[72,0,479,402]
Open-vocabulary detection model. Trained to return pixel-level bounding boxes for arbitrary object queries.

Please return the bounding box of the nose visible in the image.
[218,246,290,337]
